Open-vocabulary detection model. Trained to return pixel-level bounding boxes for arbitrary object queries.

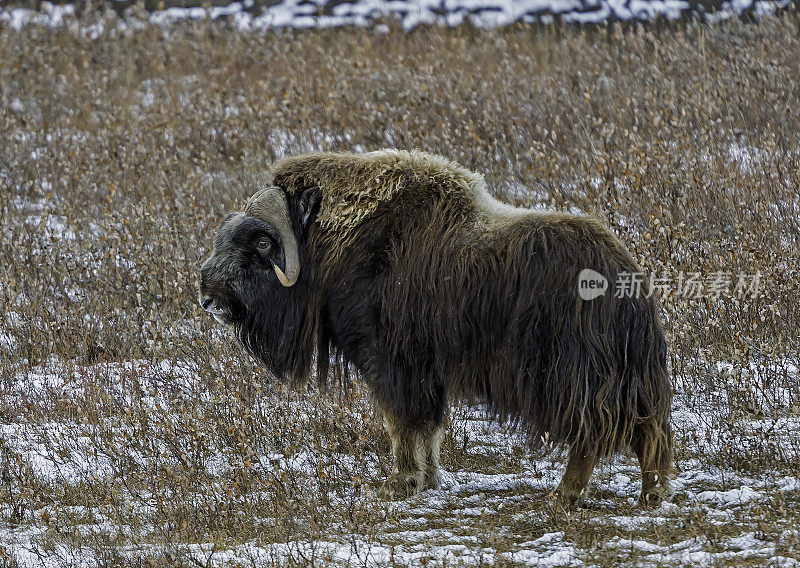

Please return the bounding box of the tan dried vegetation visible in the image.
[0,10,799,567]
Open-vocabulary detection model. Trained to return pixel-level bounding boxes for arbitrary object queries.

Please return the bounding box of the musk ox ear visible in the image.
[296,186,322,232]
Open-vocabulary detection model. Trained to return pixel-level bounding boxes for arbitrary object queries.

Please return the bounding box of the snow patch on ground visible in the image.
[0,0,793,32]
[0,356,798,566]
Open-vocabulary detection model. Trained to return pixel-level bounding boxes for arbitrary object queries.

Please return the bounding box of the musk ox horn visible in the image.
[244,186,300,287]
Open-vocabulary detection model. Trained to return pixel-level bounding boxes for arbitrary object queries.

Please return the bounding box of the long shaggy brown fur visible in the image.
[201,149,673,503]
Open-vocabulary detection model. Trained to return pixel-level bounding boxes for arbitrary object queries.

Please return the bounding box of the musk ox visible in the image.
[199,149,672,505]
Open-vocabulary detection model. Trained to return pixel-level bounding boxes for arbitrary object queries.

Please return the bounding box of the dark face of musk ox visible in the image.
[198,212,287,327]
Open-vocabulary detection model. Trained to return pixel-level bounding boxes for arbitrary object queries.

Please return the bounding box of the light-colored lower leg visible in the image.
[639,463,662,505]
[633,428,671,507]
[553,445,596,504]
[382,414,426,497]
[423,426,444,489]
[382,413,445,497]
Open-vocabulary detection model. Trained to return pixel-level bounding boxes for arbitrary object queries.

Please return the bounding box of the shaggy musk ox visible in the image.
[199,149,673,505]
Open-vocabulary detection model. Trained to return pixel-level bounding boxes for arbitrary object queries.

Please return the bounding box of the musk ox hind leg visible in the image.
[552,445,597,505]
[380,412,445,498]
[632,420,673,507]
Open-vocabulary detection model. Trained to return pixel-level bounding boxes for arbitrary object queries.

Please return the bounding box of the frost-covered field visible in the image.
[2,11,800,568]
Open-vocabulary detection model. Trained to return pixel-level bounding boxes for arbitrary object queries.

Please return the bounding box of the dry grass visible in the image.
[1,10,799,567]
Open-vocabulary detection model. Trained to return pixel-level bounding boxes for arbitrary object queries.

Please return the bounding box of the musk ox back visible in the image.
[199,149,673,505]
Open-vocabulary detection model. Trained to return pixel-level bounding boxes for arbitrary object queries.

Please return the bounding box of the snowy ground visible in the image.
[0,0,794,31]
[1,355,799,566]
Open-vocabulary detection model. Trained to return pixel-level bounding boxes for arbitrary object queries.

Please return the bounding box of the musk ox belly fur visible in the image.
[199,149,673,505]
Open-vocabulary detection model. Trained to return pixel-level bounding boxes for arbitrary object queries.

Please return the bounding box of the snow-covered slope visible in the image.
[0,0,793,30]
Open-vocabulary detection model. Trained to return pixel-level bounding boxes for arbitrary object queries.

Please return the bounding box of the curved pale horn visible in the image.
[244,186,300,287]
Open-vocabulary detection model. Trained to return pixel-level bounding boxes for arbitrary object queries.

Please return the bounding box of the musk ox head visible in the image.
[198,186,321,377]
[199,187,299,323]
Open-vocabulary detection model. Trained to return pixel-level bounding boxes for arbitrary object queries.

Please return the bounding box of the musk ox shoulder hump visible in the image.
[268,149,604,239]
[269,149,501,231]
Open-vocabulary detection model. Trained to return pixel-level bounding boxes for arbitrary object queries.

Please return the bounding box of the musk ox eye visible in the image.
[257,237,270,249]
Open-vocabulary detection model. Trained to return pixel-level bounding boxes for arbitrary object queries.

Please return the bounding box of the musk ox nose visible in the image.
[200,296,214,311]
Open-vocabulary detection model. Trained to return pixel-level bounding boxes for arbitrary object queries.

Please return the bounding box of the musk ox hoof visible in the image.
[639,485,670,508]
[380,473,421,499]
[549,485,588,507]
[425,469,443,490]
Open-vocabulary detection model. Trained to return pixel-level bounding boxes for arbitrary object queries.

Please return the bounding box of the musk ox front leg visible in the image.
[366,367,448,498]
[423,426,444,489]
[380,411,445,498]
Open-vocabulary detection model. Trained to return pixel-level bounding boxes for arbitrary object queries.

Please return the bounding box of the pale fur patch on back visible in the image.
[269,149,532,235]
[467,177,537,229]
